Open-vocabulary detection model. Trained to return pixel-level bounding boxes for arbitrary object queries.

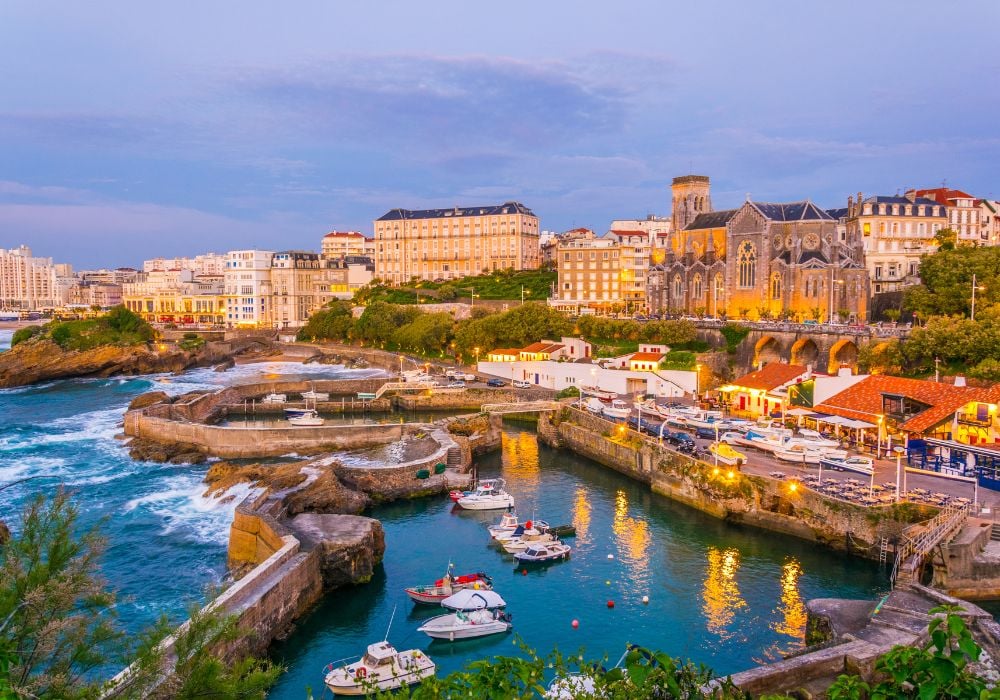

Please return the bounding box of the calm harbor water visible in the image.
[0,328,889,693]
[268,427,889,696]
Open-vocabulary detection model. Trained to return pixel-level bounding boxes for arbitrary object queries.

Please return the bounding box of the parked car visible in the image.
[627,415,656,433]
[664,431,695,448]
[447,381,466,388]
[445,369,458,379]
[513,380,531,389]
[803,319,818,326]
[486,378,505,387]
[694,426,719,440]
[642,420,665,437]
[463,373,476,381]
[665,419,688,431]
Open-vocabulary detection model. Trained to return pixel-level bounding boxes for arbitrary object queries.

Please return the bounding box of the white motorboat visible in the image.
[456,478,515,510]
[284,406,310,418]
[581,385,616,401]
[288,409,324,426]
[501,532,557,554]
[681,411,726,430]
[513,542,571,564]
[301,390,330,402]
[583,397,606,414]
[602,399,632,419]
[418,608,512,641]
[404,568,493,605]
[262,393,287,404]
[492,519,549,543]
[487,511,520,539]
[774,444,846,464]
[819,455,875,476]
[324,642,435,695]
[741,430,786,452]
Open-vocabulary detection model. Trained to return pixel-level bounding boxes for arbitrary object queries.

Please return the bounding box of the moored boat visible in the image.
[580,385,616,401]
[456,478,515,510]
[709,442,746,466]
[773,444,833,464]
[404,570,493,605]
[487,511,520,538]
[602,399,631,419]
[287,409,324,426]
[262,393,287,404]
[513,542,571,564]
[583,397,606,414]
[417,589,512,641]
[301,390,330,401]
[501,532,557,554]
[819,455,875,475]
[323,642,435,695]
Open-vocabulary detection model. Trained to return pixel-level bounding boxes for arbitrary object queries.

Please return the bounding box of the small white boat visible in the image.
[774,444,842,464]
[284,406,310,418]
[487,511,520,539]
[581,385,616,401]
[819,455,875,476]
[513,542,571,564]
[323,642,435,695]
[404,568,493,605]
[492,519,549,543]
[301,390,330,401]
[583,397,606,414]
[262,393,287,404]
[456,478,515,510]
[602,399,631,419]
[792,428,841,449]
[418,608,512,642]
[288,409,324,426]
[501,532,557,554]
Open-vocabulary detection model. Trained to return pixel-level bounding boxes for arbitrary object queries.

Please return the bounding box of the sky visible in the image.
[1,1,998,268]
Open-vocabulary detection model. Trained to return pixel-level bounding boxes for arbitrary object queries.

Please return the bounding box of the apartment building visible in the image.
[981,200,1000,246]
[548,236,623,314]
[373,201,540,284]
[610,229,651,311]
[0,245,59,310]
[845,192,947,293]
[271,251,321,329]
[224,250,274,327]
[915,188,982,245]
[123,269,226,325]
[321,231,369,259]
[143,253,227,275]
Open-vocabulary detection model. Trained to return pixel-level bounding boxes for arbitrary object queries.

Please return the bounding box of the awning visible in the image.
[811,414,876,429]
[785,408,814,417]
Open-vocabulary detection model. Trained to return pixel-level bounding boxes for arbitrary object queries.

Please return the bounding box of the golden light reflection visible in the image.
[611,490,650,563]
[772,559,807,640]
[701,546,747,639]
[500,430,540,482]
[572,487,592,543]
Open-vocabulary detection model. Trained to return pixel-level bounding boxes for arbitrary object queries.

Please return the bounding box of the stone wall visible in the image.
[934,520,1000,599]
[395,387,554,411]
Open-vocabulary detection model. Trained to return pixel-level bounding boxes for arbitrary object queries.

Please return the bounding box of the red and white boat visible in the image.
[449,478,499,502]
[580,385,616,401]
[404,568,493,605]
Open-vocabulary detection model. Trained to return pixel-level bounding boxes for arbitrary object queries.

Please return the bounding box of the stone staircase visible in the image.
[990,524,1000,542]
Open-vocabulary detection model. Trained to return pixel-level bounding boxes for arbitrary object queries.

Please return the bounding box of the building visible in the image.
[845,192,948,294]
[313,256,375,307]
[717,363,813,419]
[224,250,274,327]
[66,282,123,308]
[610,229,652,312]
[548,236,622,314]
[648,177,870,322]
[143,254,227,275]
[979,200,1000,246]
[915,188,983,245]
[628,351,666,372]
[77,268,141,285]
[321,231,369,260]
[477,358,695,398]
[373,201,540,284]
[122,269,226,325]
[610,215,671,237]
[0,245,59,310]
[540,227,594,267]
[270,251,321,329]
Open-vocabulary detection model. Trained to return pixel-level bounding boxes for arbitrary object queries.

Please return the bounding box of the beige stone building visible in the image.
[271,251,322,329]
[981,200,1000,245]
[548,236,623,314]
[846,192,947,294]
[915,188,982,245]
[321,231,369,259]
[123,270,227,325]
[373,202,539,284]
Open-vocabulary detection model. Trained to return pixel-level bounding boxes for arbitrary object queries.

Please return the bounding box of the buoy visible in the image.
[605,580,611,585]
[642,595,649,605]
[607,554,614,560]
[571,619,579,629]
[521,569,527,576]
[607,600,615,609]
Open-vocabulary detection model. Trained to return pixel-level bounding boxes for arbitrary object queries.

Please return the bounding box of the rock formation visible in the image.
[204,460,369,514]
[0,519,9,544]
[128,437,207,465]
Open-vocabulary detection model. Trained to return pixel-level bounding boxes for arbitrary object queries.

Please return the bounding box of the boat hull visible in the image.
[457,496,515,510]
[324,655,435,696]
[418,613,511,641]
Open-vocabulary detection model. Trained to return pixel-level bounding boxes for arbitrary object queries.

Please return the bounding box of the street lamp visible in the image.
[972,273,986,321]
[695,363,702,400]
[521,285,530,305]
[894,446,906,502]
[473,346,480,366]
[470,287,480,309]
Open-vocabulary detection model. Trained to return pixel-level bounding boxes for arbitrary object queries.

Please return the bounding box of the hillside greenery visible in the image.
[355,268,557,305]
[11,306,154,351]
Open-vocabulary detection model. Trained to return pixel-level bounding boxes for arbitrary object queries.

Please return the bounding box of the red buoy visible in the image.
[571,619,579,629]
[521,569,527,576]
[607,600,615,609]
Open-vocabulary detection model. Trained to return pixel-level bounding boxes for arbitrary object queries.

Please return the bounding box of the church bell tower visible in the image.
[671,175,712,232]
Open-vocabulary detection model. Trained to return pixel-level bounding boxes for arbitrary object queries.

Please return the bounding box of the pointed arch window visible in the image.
[692,273,703,300]
[770,272,782,300]
[672,274,683,299]
[737,240,757,288]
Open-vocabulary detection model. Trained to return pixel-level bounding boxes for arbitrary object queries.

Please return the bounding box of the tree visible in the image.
[858,339,904,375]
[453,304,572,362]
[436,284,457,302]
[903,246,1000,318]
[296,301,355,343]
[934,226,958,251]
[393,313,454,355]
[884,308,901,323]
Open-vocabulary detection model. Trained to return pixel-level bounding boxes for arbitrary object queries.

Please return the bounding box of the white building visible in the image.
[980,200,1000,246]
[224,250,275,327]
[143,253,227,275]
[321,231,369,259]
[0,245,59,310]
[477,359,696,398]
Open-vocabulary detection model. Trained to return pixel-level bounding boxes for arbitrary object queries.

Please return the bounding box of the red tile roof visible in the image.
[629,352,666,362]
[489,348,521,356]
[611,229,647,237]
[324,231,365,238]
[520,342,563,354]
[914,188,976,205]
[731,363,809,391]
[814,375,985,433]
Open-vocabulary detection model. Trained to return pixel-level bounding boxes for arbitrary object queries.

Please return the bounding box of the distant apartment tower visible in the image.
[373,202,540,284]
[271,251,321,329]
[224,250,274,327]
[0,245,59,310]
[143,253,227,275]
[321,231,369,259]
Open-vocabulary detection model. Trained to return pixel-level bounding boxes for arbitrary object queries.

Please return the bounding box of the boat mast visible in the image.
[384,603,397,642]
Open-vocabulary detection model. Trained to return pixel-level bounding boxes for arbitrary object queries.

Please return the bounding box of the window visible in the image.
[737,240,756,288]
[672,274,683,299]
[770,272,781,300]
[692,273,703,300]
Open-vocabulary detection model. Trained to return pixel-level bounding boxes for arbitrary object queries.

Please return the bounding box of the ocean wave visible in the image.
[1,407,125,451]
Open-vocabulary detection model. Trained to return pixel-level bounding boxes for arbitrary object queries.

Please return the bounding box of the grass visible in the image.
[366,269,557,303]
[590,338,639,357]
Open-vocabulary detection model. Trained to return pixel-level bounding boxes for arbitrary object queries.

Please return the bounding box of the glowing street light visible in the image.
[972,273,986,321]
[473,346,481,365]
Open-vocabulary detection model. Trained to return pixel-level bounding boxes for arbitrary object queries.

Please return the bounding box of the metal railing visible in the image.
[890,503,972,586]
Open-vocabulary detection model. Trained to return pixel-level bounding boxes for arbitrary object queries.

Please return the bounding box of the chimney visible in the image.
[954,376,967,387]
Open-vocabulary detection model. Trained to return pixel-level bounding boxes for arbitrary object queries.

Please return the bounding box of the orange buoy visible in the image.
[521,568,527,576]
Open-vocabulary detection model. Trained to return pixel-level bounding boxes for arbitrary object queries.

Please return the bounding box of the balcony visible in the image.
[957,413,992,428]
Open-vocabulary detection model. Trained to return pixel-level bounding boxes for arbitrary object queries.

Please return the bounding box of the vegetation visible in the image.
[719,323,750,354]
[555,385,580,399]
[904,245,1000,319]
[0,489,280,699]
[355,269,557,305]
[177,332,205,351]
[857,339,904,376]
[660,350,697,370]
[9,306,154,351]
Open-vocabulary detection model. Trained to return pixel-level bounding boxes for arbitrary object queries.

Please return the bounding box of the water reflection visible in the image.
[772,559,807,640]
[612,490,651,565]
[500,430,540,481]
[573,487,592,543]
[701,547,747,639]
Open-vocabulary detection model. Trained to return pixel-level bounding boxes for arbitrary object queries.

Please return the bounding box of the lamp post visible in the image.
[521,285,529,305]
[473,346,480,367]
[972,274,986,321]
[894,446,906,502]
[695,363,702,401]
[876,415,884,459]
[470,287,480,310]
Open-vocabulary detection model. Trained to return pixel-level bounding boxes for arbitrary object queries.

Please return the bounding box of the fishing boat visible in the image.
[323,642,435,695]
[580,385,616,401]
[513,542,571,564]
[301,390,330,402]
[487,511,520,539]
[492,519,549,543]
[404,568,493,605]
[262,393,287,404]
[709,442,746,466]
[288,409,324,426]
[456,478,515,510]
[284,406,311,418]
[417,590,512,642]
[583,397,606,414]
[501,533,557,554]
[602,399,632,419]
[819,455,875,475]
[449,478,500,503]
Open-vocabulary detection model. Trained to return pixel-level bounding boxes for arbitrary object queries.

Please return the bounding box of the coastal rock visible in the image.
[204,460,310,496]
[284,469,369,515]
[128,391,170,410]
[288,513,386,589]
[0,519,9,544]
[213,358,235,372]
[204,460,370,515]
[128,437,206,464]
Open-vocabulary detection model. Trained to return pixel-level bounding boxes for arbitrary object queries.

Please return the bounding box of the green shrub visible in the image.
[720,323,750,353]
[555,386,580,399]
[10,325,43,346]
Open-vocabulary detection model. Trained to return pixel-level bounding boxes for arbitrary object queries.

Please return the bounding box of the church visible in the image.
[647,176,869,323]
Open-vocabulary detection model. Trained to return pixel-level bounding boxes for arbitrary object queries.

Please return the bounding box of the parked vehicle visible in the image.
[664,431,695,448]
[486,378,505,387]
[694,426,718,440]
[627,415,656,433]
[463,373,476,381]
[513,380,531,389]
[447,381,466,388]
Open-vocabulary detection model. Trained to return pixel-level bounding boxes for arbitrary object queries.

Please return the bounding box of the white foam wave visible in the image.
[0,455,68,482]
[2,407,124,451]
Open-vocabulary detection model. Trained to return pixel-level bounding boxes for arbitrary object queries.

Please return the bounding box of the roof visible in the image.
[750,201,834,222]
[814,375,984,433]
[858,195,945,217]
[827,207,848,220]
[323,231,366,238]
[630,352,666,362]
[915,188,976,205]
[376,201,535,221]
[520,342,564,354]
[683,209,739,231]
[610,229,647,237]
[488,348,521,356]
[730,363,809,391]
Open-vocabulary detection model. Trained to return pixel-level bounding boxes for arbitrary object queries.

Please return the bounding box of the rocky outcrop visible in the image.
[288,513,386,588]
[0,519,9,544]
[128,391,170,411]
[204,460,370,514]
[128,437,207,464]
[0,337,275,389]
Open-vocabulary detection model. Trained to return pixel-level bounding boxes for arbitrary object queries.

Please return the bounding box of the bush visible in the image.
[10,325,43,347]
[555,386,580,399]
[720,323,750,353]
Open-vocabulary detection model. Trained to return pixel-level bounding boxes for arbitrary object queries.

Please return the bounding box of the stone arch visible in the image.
[790,337,819,368]
[754,336,782,367]
[828,339,859,374]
